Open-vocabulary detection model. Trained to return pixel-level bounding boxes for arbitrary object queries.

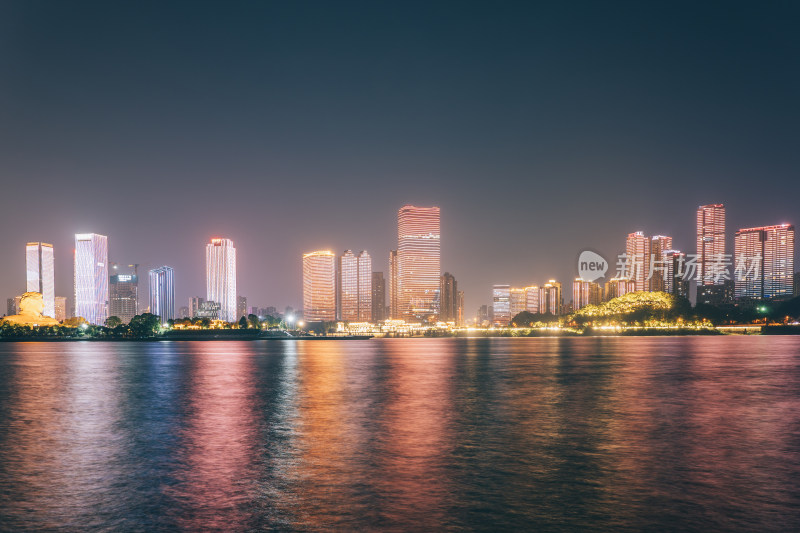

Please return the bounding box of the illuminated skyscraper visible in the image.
[649,235,673,292]
[492,284,511,325]
[696,204,728,303]
[149,266,175,321]
[388,250,398,319]
[397,205,441,321]
[573,279,602,310]
[663,250,690,299]
[509,287,528,318]
[26,242,55,318]
[109,263,139,323]
[74,233,109,325]
[539,280,563,315]
[604,277,637,300]
[337,250,372,321]
[303,250,336,321]
[734,224,795,300]
[626,231,650,292]
[525,285,539,313]
[206,238,237,322]
[440,272,458,323]
[357,251,372,321]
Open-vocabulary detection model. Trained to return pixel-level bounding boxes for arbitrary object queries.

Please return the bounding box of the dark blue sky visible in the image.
[1,1,798,314]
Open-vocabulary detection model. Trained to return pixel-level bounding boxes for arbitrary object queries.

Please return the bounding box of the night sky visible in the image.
[2,1,799,315]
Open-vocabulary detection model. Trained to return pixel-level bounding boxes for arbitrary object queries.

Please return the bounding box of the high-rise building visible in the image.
[696,204,729,304]
[149,266,175,322]
[509,287,528,319]
[477,304,490,326]
[649,235,673,292]
[440,272,459,323]
[697,204,726,285]
[237,296,247,321]
[626,231,650,292]
[663,250,690,299]
[74,233,109,325]
[457,290,464,326]
[573,279,602,311]
[337,250,357,320]
[206,238,237,322]
[109,263,139,323]
[604,277,637,300]
[388,250,398,319]
[525,285,539,314]
[492,284,511,325]
[539,280,563,315]
[26,242,55,318]
[179,306,190,319]
[371,272,386,322]
[397,205,441,322]
[734,224,795,300]
[54,296,67,322]
[190,296,205,318]
[337,250,372,321]
[303,250,336,321]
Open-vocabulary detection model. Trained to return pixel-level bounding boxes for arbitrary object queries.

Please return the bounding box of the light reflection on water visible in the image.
[0,337,799,531]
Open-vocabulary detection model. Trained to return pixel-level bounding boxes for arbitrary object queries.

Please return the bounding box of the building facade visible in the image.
[696,203,728,303]
[149,266,175,322]
[337,250,372,321]
[440,272,459,323]
[573,279,602,310]
[734,224,795,300]
[303,250,336,321]
[539,280,563,315]
[663,250,690,299]
[388,250,398,319]
[26,242,55,318]
[509,287,528,319]
[237,295,247,321]
[492,284,511,325]
[371,272,386,322]
[649,235,673,292]
[109,264,139,323]
[626,231,650,292]
[74,233,109,325]
[397,205,441,322]
[604,277,637,301]
[206,238,237,322]
[190,296,205,318]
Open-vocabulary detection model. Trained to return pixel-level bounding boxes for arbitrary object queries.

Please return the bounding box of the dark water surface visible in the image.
[0,337,799,531]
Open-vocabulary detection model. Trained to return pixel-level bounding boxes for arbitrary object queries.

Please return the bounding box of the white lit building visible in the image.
[206,238,237,322]
[26,242,55,318]
[74,233,109,325]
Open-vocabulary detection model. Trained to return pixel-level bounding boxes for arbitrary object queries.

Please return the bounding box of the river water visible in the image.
[0,337,798,531]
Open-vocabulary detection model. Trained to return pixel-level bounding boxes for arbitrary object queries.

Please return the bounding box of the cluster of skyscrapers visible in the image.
[486,202,796,326]
[302,205,463,324]
[8,234,175,325]
[6,202,796,328]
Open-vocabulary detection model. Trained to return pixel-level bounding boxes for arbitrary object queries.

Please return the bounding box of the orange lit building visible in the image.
[303,250,336,321]
[573,279,602,310]
[397,205,441,321]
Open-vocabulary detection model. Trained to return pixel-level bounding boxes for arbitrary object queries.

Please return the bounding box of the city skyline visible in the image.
[3,198,798,323]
